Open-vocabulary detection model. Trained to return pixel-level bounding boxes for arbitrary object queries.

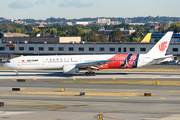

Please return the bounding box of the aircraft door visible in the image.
[17,58,22,67]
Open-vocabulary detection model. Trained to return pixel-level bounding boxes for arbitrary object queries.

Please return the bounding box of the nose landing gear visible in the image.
[15,70,19,77]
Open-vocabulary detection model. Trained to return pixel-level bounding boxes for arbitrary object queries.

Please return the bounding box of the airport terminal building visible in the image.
[0,33,180,57]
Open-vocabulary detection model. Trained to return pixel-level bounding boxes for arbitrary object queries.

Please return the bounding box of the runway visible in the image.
[0,70,180,120]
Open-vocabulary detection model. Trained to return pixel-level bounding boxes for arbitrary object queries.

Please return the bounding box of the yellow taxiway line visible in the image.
[21,88,26,90]
[85,88,96,90]
[127,89,138,91]
[124,97,130,99]
[169,90,180,92]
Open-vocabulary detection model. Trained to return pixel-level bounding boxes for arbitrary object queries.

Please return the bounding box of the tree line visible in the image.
[1,22,180,42]
[9,16,180,24]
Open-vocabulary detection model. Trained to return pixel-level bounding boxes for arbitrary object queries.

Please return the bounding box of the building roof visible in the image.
[39,24,45,28]
[151,33,180,38]
[2,33,29,37]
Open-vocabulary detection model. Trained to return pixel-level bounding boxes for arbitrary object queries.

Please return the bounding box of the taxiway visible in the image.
[0,70,180,120]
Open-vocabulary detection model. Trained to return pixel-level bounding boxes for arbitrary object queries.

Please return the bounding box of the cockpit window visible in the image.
[6,60,10,63]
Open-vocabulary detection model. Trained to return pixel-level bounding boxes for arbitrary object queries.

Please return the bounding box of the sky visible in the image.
[0,0,180,20]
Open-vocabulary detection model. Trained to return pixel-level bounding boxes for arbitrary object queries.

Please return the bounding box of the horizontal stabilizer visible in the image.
[154,55,174,61]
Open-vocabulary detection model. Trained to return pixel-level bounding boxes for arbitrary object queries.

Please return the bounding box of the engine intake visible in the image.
[63,64,79,74]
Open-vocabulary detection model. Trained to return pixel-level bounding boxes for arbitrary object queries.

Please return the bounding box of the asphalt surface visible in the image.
[0,67,180,120]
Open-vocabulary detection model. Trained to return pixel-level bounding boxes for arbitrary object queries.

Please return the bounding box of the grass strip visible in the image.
[0,91,143,97]
[46,80,180,86]
[0,67,11,70]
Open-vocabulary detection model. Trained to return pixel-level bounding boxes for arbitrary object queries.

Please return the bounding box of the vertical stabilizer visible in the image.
[141,33,152,43]
[146,31,173,57]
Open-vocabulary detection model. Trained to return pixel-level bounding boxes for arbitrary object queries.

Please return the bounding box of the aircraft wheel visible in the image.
[92,72,96,76]
[85,72,89,76]
[89,72,93,76]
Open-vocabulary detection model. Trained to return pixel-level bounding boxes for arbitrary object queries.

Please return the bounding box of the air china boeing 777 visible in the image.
[4,32,173,76]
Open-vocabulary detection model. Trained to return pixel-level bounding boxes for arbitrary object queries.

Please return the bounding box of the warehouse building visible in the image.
[0,42,179,57]
[151,33,180,43]
[0,32,179,57]
[0,33,81,44]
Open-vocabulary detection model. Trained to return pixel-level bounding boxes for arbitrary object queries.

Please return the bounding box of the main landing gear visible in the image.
[85,72,96,76]
[85,67,97,76]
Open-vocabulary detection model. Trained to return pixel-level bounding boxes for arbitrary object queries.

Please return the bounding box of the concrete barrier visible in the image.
[17,79,25,82]
[12,88,20,91]
[0,102,4,107]
[144,93,151,96]
[80,92,85,96]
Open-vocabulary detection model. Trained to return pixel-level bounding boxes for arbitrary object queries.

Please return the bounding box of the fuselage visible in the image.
[3,54,156,70]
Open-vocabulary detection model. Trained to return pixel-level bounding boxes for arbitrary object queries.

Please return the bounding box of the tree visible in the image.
[50,28,57,36]
[58,31,66,36]
[104,25,113,30]
[154,37,160,42]
[101,30,106,36]
[6,25,13,32]
[109,28,123,42]
[167,22,180,33]
[31,29,41,36]
[13,28,21,33]
[121,36,130,42]
[90,36,99,42]
[73,27,84,36]
[129,32,143,42]
[90,25,101,33]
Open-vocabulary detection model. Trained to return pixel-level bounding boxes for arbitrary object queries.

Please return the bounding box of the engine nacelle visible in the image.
[63,64,79,74]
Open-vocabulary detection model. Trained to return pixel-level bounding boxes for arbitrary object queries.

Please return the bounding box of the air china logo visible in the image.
[22,60,25,62]
[159,41,168,52]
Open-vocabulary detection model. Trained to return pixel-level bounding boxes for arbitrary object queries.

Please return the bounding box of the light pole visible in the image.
[56,29,57,37]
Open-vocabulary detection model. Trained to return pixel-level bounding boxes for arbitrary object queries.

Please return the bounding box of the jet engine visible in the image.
[63,64,79,74]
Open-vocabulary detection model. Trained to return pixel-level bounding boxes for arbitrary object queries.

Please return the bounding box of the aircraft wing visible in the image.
[76,60,113,68]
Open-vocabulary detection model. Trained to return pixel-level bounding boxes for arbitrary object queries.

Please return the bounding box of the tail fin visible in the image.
[141,33,152,43]
[146,31,173,57]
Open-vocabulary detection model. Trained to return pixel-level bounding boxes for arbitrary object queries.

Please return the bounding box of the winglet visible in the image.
[141,33,152,43]
[147,31,173,57]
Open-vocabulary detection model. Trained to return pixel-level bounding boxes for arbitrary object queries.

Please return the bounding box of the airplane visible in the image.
[3,31,173,76]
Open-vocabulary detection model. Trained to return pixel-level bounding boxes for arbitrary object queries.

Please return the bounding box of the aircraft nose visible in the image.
[3,62,10,68]
[3,63,7,68]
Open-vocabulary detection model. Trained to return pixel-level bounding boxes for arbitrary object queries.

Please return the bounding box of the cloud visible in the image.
[35,0,46,5]
[59,0,94,8]
[9,0,33,9]
[51,0,56,3]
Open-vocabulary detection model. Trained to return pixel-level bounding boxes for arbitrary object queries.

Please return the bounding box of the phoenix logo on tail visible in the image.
[159,41,168,52]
